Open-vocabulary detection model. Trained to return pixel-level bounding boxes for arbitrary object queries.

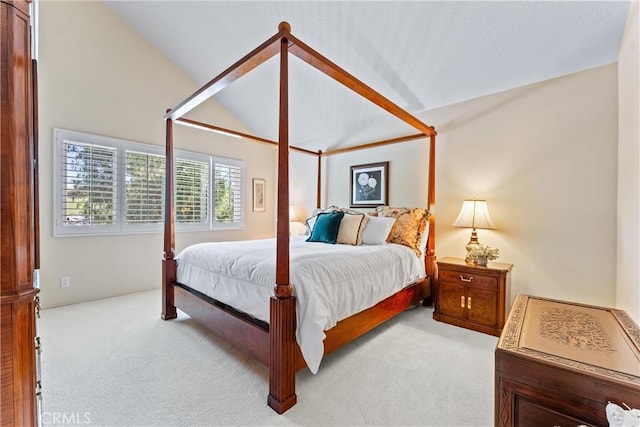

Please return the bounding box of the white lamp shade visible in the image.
[289,206,298,222]
[452,199,495,230]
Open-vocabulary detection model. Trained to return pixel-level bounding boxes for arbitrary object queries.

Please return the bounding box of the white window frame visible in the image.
[53,129,245,236]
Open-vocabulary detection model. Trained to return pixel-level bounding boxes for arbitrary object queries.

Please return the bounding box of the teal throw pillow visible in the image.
[306,211,345,244]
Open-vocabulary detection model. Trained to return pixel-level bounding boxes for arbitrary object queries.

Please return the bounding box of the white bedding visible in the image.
[176,235,425,373]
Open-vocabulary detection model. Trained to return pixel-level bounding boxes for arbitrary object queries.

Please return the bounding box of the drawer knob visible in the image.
[459,275,473,282]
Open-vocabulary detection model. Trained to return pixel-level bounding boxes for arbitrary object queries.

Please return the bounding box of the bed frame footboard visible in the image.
[166,279,427,372]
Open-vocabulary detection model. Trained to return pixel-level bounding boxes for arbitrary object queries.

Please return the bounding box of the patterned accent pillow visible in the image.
[375,206,430,257]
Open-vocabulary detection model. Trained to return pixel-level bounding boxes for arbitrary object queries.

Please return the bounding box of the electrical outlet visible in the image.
[60,276,70,288]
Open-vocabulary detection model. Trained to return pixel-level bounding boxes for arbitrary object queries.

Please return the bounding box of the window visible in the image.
[58,134,119,234]
[176,155,210,228]
[54,129,244,236]
[125,150,165,226]
[214,160,243,226]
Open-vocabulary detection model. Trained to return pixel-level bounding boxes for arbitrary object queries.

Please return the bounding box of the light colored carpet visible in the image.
[40,289,497,427]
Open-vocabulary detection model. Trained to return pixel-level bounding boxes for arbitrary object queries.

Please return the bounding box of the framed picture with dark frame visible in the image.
[350,162,389,208]
[252,178,266,212]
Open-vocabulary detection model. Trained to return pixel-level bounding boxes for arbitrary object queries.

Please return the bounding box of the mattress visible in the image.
[176,235,425,373]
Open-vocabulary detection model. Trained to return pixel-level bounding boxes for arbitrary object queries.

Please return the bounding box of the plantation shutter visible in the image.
[214,161,243,224]
[60,140,117,226]
[55,129,244,235]
[125,151,165,224]
[176,158,210,224]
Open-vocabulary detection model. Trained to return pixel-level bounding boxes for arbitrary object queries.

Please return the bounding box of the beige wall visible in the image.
[39,1,626,314]
[295,64,618,308]
[617,1,640,322]
[38,1,276,308]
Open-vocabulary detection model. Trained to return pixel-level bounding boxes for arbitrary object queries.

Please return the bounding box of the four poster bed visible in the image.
[161,22,438,414]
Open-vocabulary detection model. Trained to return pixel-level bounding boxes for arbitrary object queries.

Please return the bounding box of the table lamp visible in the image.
[452,199,495,262]
[289,206,298,223]
[289,206,305,235]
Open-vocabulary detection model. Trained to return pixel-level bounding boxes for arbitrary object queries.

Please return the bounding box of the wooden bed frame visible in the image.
[161,22,437,414]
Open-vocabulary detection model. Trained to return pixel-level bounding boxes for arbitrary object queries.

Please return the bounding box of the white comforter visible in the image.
[176,235,425,373]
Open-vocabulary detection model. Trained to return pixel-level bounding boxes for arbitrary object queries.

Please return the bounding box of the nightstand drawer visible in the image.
[439,269,497,290]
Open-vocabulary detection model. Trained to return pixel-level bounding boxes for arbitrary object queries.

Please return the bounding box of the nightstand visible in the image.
[434,257,513,336]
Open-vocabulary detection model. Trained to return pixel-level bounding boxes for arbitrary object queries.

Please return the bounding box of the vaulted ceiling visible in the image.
[104,1,630,150]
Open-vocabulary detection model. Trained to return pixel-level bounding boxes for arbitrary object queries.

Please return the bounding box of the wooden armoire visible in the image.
[1,0,41,425]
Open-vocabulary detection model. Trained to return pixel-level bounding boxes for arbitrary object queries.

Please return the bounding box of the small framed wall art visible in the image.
[252,178,266,212]
[350,162,389,208]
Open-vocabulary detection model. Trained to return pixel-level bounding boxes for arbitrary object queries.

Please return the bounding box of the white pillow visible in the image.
[361,216,396,245]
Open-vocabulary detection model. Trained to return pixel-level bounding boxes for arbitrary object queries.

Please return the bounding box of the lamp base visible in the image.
[464,243,479,264]
[464,229,480,263]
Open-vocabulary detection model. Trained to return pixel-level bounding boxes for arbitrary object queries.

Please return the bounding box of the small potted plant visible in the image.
[469,244,499,266]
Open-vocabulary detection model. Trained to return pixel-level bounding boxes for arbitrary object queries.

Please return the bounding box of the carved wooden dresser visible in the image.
[495,295,640,427]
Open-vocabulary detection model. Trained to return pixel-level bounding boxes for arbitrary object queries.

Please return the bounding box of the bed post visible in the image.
[162,109,177,320]
[316,150,322,209]
[425,133,436,278]
[268,22,297,414]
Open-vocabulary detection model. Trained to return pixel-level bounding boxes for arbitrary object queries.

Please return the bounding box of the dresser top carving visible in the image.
[539,306,615,355]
